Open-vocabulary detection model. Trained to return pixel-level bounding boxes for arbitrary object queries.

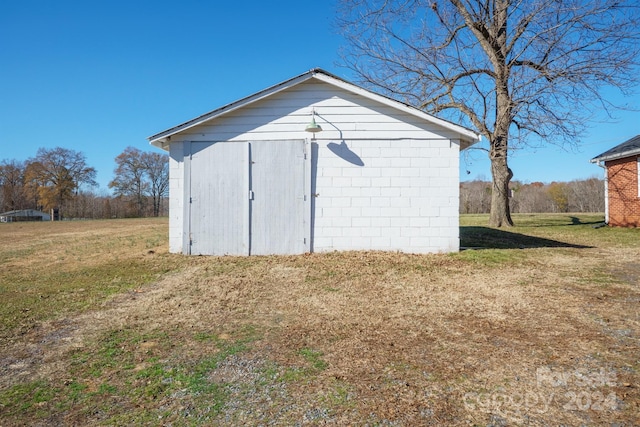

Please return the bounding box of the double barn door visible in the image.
[188,140,308,255]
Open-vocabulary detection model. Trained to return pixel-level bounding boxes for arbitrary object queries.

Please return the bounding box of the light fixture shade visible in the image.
[305,116,323,133]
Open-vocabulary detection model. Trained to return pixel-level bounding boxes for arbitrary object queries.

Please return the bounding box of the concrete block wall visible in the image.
[606,156,640,227]
[312,139,460,253]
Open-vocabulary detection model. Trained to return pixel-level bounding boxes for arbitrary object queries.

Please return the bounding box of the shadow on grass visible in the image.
[460,226,594,250]
[534,216,604,227]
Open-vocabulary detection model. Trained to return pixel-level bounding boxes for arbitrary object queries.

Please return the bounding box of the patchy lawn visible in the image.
[0,215,638,426]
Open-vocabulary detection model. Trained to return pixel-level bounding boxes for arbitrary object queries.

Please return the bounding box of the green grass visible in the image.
[0,259,177,339]
[0,218,184,339]
[0,380,56,416]
[460,213,640,249]
[298,347,329,372]
[0,325,261,425]
[274,348,329,384]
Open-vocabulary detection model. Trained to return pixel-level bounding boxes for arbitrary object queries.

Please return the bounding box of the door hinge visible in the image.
[249,190,254,200]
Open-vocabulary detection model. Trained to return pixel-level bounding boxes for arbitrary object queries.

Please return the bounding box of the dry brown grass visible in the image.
[0,216,639,426]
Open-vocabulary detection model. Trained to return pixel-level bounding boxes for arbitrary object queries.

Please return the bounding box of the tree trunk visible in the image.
[489,133,514,227]
[152,194,160,217]
[490,55,514,227]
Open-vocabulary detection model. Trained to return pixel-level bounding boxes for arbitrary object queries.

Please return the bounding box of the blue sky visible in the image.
[1,1,638,192]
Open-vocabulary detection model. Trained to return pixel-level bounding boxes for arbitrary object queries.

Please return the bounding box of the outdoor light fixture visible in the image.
[305,109,323,133]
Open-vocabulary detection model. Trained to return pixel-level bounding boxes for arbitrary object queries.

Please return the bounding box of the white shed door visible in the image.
[249,140,306,255]
[188,140,307,255]
[189,142,249,255]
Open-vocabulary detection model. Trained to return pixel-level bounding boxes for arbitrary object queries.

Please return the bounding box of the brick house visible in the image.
[591,135,640,227]
[148,69,480,255]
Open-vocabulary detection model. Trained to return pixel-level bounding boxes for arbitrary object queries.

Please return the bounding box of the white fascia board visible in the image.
[311,72,481,146]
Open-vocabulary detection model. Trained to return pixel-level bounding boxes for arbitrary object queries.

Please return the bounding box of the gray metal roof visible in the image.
[591,134,640,163]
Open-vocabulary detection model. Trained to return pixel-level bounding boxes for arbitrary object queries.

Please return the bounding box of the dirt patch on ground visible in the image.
[1,248,638,425]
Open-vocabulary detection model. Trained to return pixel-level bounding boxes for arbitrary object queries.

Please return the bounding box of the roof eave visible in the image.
[591,148,640,164]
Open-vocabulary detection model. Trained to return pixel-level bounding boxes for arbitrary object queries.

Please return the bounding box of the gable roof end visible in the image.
[591,134,640,163]
[147,70,317,149]
[148,68,481,149]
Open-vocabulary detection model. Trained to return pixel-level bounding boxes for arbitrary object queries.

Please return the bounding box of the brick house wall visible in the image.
[606,156,640,227]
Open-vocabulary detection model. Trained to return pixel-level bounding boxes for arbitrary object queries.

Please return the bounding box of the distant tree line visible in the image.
[0,146,168,219]
[460,178,605,214]
[2,146,604,219]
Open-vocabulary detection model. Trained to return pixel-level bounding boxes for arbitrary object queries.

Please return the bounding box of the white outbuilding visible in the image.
[148,69,480,255]
[0,209,51,222]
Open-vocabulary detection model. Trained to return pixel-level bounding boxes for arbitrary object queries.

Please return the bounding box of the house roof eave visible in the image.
[590,148,640,164]
[590,134,640,164]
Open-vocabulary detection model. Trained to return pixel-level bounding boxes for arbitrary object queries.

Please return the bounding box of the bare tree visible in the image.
[109,147,169,217]
[141,151,169,217]
[338,0,640,226]
[109,147,148,216]
[0,160,27,212]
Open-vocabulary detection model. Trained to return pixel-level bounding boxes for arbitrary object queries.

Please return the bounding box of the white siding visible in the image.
[168,81,462,144]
